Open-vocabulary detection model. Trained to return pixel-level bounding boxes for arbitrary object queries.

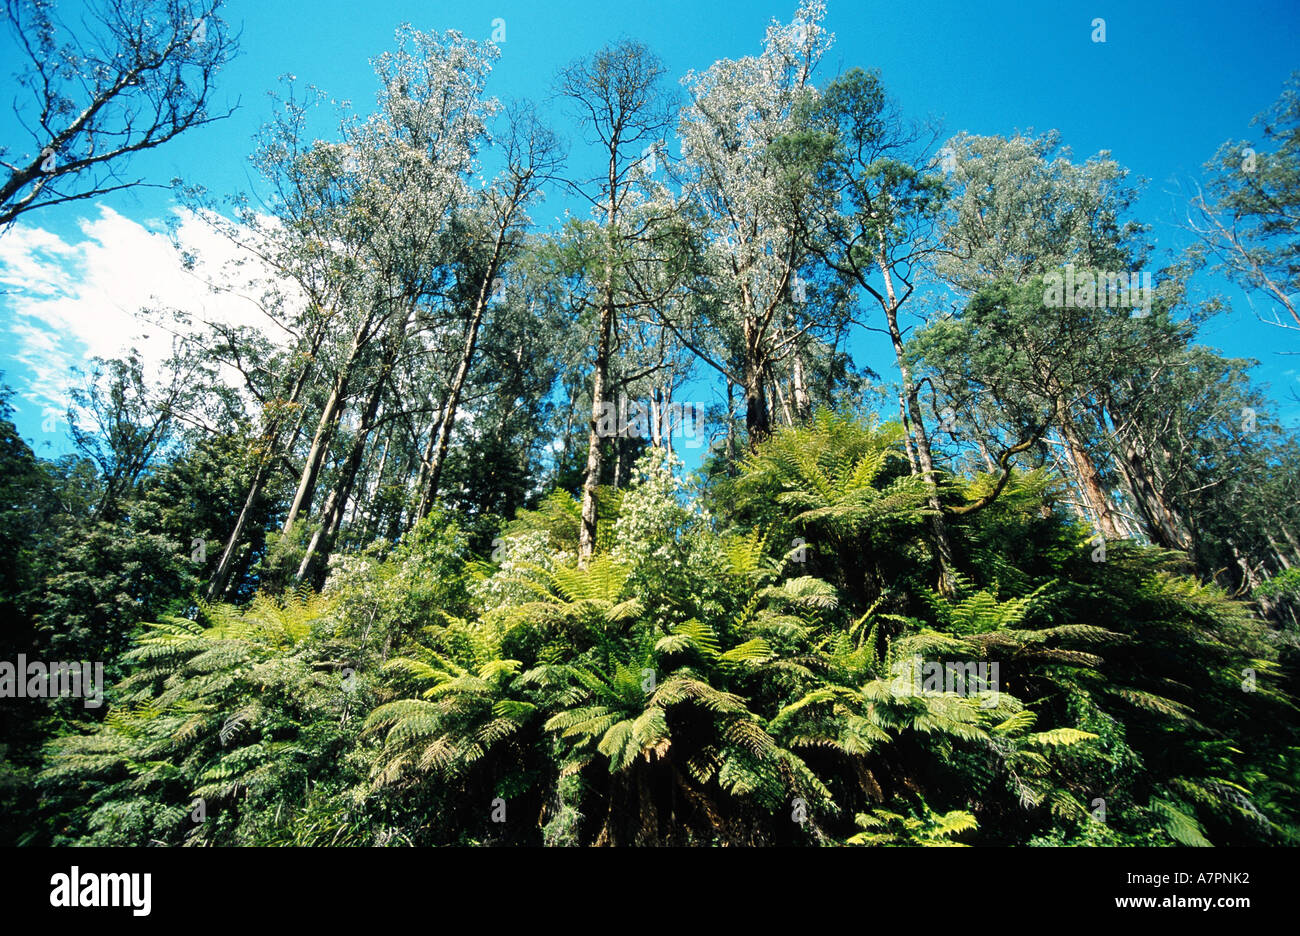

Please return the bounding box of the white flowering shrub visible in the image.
[470,529,570,612]
[323,509,473,638]
[611,446,727,628]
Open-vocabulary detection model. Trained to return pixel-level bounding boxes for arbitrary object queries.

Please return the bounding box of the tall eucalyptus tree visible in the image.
[674,2,836,446]
[556,39,682,562]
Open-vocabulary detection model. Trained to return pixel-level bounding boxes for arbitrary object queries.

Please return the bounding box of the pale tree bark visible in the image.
[207,420,301,599]
[295,383,383,584]
[420,111,557,513]
[562,42,673,565]
[207,340,320,600]
[1055,401,1122,541]
[725,380,737,464]
[791,344,812,421]
[296,323,405,582]
[579,290,615,562]
[281,313,377,535]
[421,246,502,515]
[876,248,957,594]
[770,360,794,427]
[413,403,448,521]
[356,432,390,542]
[650,388,664,448]
[1265,533,1292,570]
[898,392,919,473]
[1114,439,1193,551]
[1280,526,1300,566]
[658,385,676,454]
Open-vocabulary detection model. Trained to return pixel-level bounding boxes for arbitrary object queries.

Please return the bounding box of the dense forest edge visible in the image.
[0,0,1297,846]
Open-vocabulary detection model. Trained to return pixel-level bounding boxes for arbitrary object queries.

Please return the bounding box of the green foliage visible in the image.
[4,19,1299,851]
[29,414,1294,846]
[38,592,363,846]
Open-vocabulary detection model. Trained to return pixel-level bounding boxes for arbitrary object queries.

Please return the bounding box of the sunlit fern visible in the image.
[847,804,978,846]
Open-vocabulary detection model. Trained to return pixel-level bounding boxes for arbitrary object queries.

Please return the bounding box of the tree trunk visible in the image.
[207,459,270,600]
[1265,533,1292,570]
[207,356,316,600]
[579,298,614,563]
[876,249,955,595]
[1115,438,1192,551]
[725,379,737,464]
[282,314,377,535]
[650,388,663,448]
[772,363,794,427]
[898,392,919,473]
[413,403,447,522]
[422,226,509,514]
[791,345,812,421]
[742,352,771,448]
[1056,403,1121,541]
[359,431,392,544]
[282,380,345,535]
[422,307,484,512]
[578,129,627,564]
[1279,525,1300,566]
[296,361,390,584]
[660,385,675,454]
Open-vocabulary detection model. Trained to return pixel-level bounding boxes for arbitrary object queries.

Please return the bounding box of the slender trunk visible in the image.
[579,141,620,565]
[898,392,918,473]
[791,345,812,421]
[282,381,345,535]
[579,298,613,563]
[876,249,955,594]
[772,363,794,427]
[360,433,391,544]
[1115,438,1192,551]
[725,379,737,465]
[661,385,675,455]
[283,314,376,534]
[612,438,625,489]
[1265,533,1292,570]
[650,388,663,448]
[413,404,447,521]
[1056,402,1121,541]
[207,358,315,600]
[207,460,270,600]
[423,226,509,513]
[1280,525,1300,566]
[296,364,389,583]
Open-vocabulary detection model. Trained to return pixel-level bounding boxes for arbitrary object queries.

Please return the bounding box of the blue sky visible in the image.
[2,0,1298,459]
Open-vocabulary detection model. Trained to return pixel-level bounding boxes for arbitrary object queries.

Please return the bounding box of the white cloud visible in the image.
[0,205,287,423]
